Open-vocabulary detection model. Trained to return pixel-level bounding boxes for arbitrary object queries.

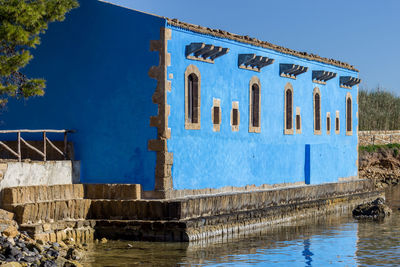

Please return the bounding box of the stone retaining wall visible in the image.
[0,180,381,242]
[94,190,381,241]
[359,130,400,146]
[0,183,141,244]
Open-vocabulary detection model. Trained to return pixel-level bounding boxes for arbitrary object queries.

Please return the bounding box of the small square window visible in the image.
[212,99,221,132]
[231,101,240,132]
[295,107,301,134]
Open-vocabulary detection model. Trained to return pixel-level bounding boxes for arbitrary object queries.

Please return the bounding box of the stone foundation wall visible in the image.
[0,180,381,242]
[0,183,141,244]
[94,190,382,242]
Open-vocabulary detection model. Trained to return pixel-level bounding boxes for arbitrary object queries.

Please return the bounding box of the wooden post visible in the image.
[17,131,21,162]
[43,131,46,161]
[64,131,67,160]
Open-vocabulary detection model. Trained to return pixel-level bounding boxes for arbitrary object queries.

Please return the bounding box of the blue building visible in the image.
[0,0,360,198]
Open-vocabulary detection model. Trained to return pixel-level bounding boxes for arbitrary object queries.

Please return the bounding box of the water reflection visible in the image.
[355,186,400,267]
[302,239,313,266]
[84,186,400,267]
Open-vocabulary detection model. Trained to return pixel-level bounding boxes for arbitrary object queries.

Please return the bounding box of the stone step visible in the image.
[93,219,188,242]
[87,199,181,220]
[1,184,85,208]
[84,184,141,200]
[19,220,96,234]
[13,199,91,224]
[0,184,141,210]
[19,220,96,243]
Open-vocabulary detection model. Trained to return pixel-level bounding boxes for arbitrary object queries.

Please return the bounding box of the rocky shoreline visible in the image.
[0,225,87,267]
[359,145,400,188]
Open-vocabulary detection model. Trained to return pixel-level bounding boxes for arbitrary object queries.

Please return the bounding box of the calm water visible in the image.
[84,186,400,266]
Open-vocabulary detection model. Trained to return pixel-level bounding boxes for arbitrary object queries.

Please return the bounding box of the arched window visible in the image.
[313,87,321,135]
[346,93,353,135]
[252,84,260,127]
[185,65,201,129]
[249,76,261,133]
[284,82,294,134]
[286,90,293,129]
[188,74,198,123]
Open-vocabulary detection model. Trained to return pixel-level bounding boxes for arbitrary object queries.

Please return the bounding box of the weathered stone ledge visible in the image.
[0,179,382,242]
[93,190,382,241]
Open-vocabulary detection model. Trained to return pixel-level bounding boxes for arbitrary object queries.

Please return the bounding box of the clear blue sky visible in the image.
[109,0,400,93]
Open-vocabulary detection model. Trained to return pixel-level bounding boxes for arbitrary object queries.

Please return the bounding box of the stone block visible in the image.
[42,223,51,232]
[34,233,49,243]
[3,225,18,238]
[49,232,57,242]
[0,208,14,221]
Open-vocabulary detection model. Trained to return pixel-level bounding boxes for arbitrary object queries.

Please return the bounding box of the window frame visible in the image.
[346,92,353,136]
[326,112,331,135]
[231,101,240,132]
[211,98,221,132]
[313,87,322,135]
[184,65,201,130]
[295,107,301,134]
[249,76,261,133]
[284,82,294,135]
[335,110,340,134]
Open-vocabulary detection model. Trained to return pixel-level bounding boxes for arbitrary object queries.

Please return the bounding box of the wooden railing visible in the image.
[0,129,74,161]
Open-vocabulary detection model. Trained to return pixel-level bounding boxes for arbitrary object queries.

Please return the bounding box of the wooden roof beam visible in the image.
[313,71,337,82]
[185,43,205,57]
[340,76,361,88]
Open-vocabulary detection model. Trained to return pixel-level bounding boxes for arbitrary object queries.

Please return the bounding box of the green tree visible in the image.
[0,0,79,106]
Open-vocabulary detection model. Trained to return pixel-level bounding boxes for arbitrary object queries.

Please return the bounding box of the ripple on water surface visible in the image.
[84,186,400,267]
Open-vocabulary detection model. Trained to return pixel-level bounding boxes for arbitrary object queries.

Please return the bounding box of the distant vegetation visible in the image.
[359,88,400,130]
[359,143,400,154]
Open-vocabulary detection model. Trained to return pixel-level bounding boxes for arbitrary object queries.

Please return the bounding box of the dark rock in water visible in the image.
[353,197,392,220]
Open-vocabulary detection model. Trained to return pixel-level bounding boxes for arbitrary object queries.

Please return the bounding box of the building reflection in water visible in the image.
[302,239,313,266]
[84,212,361,266]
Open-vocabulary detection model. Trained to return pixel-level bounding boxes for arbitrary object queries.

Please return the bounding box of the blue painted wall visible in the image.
[166,26,359,190]
[0,1,165,190]
[0,1,359,191]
